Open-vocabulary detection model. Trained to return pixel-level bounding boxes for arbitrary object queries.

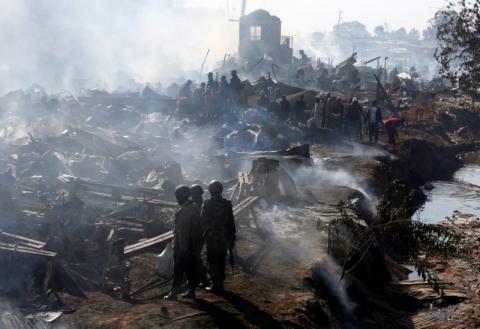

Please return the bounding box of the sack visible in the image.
[155,244,174,277]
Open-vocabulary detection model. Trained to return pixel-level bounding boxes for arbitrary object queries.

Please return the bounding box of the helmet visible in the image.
[174,185,190,200]
[208,180,223,195]
[190,184,204,197]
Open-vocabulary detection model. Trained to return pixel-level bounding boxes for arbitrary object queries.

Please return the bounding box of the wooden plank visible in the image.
[0,242,56,257]
[233,196,259,217]
[107,228,115,241]
[124,231,174,255]
[0,231,46,249]
[86,191,177,208]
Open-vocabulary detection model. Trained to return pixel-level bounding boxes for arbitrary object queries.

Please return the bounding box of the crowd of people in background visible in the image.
[176,72,404,145]
[177,70,245,117]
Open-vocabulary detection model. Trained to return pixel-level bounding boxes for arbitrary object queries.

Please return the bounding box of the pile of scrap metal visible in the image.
[0,87,196,323]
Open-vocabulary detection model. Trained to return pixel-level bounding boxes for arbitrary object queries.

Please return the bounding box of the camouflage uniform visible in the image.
[201,195,236,287]
[171,200,198,293]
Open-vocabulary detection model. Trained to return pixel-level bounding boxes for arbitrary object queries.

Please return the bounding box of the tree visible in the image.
[373,25,385,38]
[394,27,408,40]
[407,28,420,41]
[422,26,436,41]
[435,0,480,99]
[334,21,371,39]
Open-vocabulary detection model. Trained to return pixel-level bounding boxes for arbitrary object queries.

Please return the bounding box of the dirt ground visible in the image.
[425,218,480,328]
[54,141,383,329]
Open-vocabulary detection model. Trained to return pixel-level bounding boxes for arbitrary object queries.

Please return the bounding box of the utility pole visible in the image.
[337,10,343,26]
[240,0,246,17]
[384,57,389,83]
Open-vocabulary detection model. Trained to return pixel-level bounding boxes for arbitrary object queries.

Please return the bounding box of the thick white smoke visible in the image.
[0,0,236,93]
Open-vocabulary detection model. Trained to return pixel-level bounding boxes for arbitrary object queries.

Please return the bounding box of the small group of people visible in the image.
[165,181,236,300]
[307,94,403,145]
[177,71,245,117]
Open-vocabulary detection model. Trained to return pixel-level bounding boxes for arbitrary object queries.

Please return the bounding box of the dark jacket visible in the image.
[346,102,362,122]
[173,200,200,252]
[201,195,236,243]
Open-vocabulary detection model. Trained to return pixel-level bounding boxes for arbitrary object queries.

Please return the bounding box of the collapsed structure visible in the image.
[1,5,480,329]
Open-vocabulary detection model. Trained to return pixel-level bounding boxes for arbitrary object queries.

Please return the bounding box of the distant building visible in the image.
[239,9,293,65]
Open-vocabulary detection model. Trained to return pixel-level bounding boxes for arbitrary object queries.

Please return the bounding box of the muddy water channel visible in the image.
[413,164,480,223]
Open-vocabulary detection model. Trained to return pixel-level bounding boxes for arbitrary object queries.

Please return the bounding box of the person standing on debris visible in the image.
[293,95,307,124]
[190,185,208,287]
[201,181,236,293]
[257,91,270,108]
[278,95,291,122]
[345,98,363,141]
[165,186,198,300]
[366,100,382,143]
[325,93,337,129]
[218,76,231,113]
[206,72,218,95]
[204,73,218,116]
[192,83,206,116]
[311,97,323,129]
[178,80,193,98]
[229,70,244,106]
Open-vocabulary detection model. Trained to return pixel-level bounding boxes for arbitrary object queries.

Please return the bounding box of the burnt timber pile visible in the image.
[0,76,479,329]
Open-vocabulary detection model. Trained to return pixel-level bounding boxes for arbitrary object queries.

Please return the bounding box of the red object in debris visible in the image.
[384,117,400,125]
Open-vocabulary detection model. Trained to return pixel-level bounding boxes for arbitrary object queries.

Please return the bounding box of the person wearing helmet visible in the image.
[201,180,236,293]
[165,185,199,300]
[190,184,204,209]
[190,184,208,287]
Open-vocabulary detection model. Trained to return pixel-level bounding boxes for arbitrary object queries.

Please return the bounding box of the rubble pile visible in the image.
[0,82,335,325]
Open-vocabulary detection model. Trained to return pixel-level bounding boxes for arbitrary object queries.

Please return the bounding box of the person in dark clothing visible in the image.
[257,91,270,108]
[217,76,230,112]
[293,95,307,123]
[165,186,199,300]
[190,184,208,287]
[334,96,345,130]
[278,96,291,122]
[178,80,193,98]
[365,100,382,143]
[345,98,363,141]
[206,72,218,96]
[229,71,244,106]
[201,181,236,293]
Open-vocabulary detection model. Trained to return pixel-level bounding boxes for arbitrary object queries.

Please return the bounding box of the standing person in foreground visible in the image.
[366,100,382,143]
[165,186,199,300]
[190,184,208,287]
[201,181,236,293]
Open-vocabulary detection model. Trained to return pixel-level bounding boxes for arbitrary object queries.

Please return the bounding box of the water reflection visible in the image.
[413,165,480,224]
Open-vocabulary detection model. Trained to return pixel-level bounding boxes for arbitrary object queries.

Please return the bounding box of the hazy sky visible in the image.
[190,0,447,33]
[0,0,448,91]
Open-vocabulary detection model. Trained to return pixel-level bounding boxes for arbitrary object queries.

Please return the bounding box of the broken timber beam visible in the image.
[124,231,174,256]
[0,231,46,249]
[0,242,56,257]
